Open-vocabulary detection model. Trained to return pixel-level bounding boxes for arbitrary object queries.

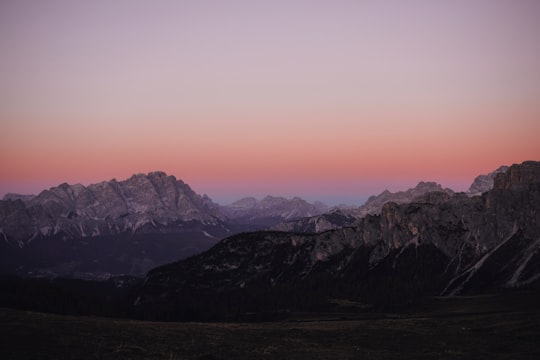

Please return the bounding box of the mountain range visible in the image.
[132,161,540,320]
[272,168,511,234]
[0,162,534,287]
[272,181,456,233]
[0,173,328,278]
[221,196,328,227]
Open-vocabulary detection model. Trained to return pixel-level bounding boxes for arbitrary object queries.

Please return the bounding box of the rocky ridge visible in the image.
[357,181,455,217]
[134,161,540,320]
[0,173,329,278]
[0,172,229,278]
[273,181,455,233]
[221,196,328,227]
[0,171,224,242]
[467,165,509,196]
[0,163,531,281]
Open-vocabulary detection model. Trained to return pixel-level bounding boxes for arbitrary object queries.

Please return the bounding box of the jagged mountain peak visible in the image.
[275,165,537,236]
[23,171,212,220]
[228,197,258,208]
[467,165,509,196]
[358,181,455,218]
[1,172,223,233]
[221,195,329,226]
[2,193,36,202]
[413,181,444,191]
[272,181,457,234]
[147,170,169,177]
[0,171,232,278]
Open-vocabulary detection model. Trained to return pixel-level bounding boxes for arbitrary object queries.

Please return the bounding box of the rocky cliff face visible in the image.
[467,165,509,196]
[0,172,228,278]
[272,208,359,233]
[134,161,540,320]
[357,181,455,217]
[0,171,225,242]
[272,181,455,233]
[493,161,539,191]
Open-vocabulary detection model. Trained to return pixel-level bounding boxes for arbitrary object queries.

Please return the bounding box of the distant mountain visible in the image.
[133,161,540,321]
[467,165,509,196]
[0,172,229,278]
[272,208,359,233]
[0,173,332,279]
[2,193,36,202]
[273,181,455,233]
[221,196,329,227]
[357,181,455,217]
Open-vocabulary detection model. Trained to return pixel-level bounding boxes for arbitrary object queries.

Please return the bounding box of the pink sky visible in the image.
[1,0,539,205]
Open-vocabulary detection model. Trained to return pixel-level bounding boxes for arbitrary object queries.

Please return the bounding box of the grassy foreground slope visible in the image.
[1,292,540,360]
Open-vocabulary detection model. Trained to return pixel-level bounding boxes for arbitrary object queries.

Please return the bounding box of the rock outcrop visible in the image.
[467,165,509,196]
[272,208,359,233]
[357,181,455,217]
[272,181,455,233]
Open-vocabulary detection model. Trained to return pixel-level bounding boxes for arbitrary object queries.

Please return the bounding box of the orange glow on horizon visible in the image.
[1,1,539,203]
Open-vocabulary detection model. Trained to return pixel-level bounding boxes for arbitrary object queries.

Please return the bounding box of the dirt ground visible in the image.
[2,293,540,359]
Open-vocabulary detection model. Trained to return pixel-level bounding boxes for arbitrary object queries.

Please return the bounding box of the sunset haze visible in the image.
[1,0,539,205]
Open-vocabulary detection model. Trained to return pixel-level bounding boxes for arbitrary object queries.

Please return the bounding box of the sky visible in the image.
[1,0,539,205]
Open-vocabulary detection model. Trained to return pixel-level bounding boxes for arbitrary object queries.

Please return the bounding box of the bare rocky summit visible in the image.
[1,193,36,202]
[357,181,455,217]
[273,181,455,233]
[467,165,509,196]
[272,208,359,233]
[221,196,329,227]
[0,171,223,242]
[0,172,228,278]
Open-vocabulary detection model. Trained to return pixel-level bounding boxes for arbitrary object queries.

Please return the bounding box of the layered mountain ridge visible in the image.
[0,172,230,278]
[222,196,328,227]
[0,172,329,278]
[1,171,223,240]
[273,181,456,233]
[133,161,540,320]
[0,163,527,282]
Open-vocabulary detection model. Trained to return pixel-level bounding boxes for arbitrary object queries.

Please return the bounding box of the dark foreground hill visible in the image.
[2,290,540,359]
